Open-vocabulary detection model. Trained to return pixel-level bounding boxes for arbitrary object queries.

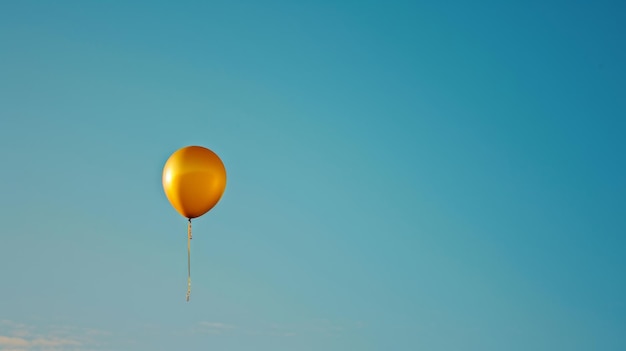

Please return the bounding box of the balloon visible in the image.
[162,146,227,219]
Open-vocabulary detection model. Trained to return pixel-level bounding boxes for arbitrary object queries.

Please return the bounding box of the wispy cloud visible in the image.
[245,319,365,338]
[146,319,364,340]
[0,335,30,347]
[0,320,108,351]
[194,321,236,335]
[0,335,81,347]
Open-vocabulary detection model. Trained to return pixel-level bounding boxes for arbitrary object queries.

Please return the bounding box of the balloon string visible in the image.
[186,218,192,302]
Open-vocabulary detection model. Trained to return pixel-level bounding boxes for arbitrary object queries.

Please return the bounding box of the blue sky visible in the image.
[0,0,624,350]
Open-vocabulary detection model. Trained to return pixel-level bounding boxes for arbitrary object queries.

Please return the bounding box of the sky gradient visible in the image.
[1,1,625,350]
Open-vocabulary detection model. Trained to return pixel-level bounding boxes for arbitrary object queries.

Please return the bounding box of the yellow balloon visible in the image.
[162,146,227,219]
